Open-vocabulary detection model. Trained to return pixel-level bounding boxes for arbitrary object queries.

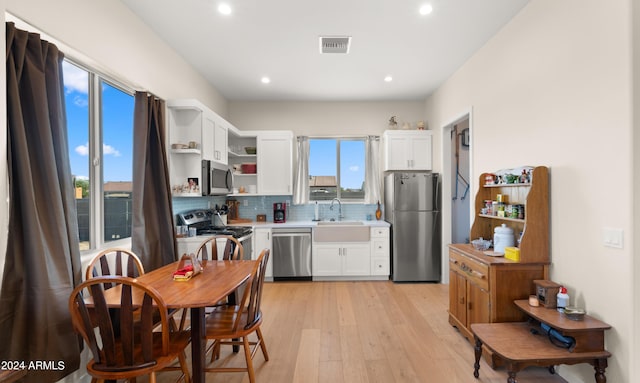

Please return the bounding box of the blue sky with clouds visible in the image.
[310,139,364,189]
[63,61,133,183]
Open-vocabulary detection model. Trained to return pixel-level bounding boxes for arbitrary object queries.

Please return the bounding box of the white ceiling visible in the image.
[120,0,530,102]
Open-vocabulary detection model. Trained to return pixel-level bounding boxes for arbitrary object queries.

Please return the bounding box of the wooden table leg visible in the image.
[473,336,482,379]
[191,307,206,383]
[593,358,608,383]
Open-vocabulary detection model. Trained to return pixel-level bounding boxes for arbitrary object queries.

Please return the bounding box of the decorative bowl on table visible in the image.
[471,238,492,251]
[244,147,257,155]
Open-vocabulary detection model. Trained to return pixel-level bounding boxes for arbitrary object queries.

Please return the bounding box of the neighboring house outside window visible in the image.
[63,60,134,251]
[309,138,365,201]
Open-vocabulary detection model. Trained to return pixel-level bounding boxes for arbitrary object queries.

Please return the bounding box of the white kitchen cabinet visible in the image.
[201,113,214,162]
[252,228,273,279]
[168,101,205,196]
[383,130,432,171]
[370,227,390,276]
[176,236,208,257]
[228,127,258,195]
[257,132,293,195]
[212,116,228,165]
[312,243,371,277]
[168,99,233,195]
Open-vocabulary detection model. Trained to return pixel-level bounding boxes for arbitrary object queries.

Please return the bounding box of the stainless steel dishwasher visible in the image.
[272,227,312,281]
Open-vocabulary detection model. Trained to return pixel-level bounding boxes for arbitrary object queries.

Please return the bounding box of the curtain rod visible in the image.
[299,135,380,140]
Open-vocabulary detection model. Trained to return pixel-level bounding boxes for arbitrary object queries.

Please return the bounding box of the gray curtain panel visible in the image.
[0,22,82,382]
[131,92,177,271]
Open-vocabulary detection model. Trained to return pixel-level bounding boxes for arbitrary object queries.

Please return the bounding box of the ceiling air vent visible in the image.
[319,36,351,54]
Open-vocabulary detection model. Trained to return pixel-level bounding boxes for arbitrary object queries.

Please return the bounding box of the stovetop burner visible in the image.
[177,209,252,239]
[196,226,253,238]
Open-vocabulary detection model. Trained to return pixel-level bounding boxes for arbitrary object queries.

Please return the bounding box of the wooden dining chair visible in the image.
[86,248,182,331]
[175,235,245,332]
[68,276,192,383]
[85,248,144,284]
[195,235,243,261]
[203,249,270,383]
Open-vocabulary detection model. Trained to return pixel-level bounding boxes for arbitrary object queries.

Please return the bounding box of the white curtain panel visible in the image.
[364,136,382,204]
[293,136,310,205]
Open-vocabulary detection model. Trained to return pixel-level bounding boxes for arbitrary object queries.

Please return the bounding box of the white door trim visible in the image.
[439,107,473,284]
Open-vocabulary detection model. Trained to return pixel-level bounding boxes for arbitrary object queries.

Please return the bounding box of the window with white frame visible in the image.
[308,138,365,201]
[63,60,134,251]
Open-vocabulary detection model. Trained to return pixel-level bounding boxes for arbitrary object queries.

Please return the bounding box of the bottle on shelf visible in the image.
[375,201,382,220]
[556,286,569,312]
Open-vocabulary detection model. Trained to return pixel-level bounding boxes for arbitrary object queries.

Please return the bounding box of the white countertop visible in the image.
[235,220,391,229]
[176,220,391,242]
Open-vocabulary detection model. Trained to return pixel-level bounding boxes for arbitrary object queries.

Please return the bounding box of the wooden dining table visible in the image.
[95,259,256,383]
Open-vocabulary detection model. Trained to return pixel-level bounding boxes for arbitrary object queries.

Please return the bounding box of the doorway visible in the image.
[450,118,471,244]
[440,110,472,283]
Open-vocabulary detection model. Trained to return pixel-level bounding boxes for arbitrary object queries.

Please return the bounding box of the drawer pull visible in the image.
[458,262,485,279]
[470,270,485,279]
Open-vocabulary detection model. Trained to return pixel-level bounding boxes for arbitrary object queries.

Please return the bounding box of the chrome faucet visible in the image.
[329,198,344,221]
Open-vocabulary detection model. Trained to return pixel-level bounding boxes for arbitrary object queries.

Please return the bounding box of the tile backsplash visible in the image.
[172,195,382,223]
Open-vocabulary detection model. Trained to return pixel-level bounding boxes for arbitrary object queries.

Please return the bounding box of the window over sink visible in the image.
[309,138,365,201]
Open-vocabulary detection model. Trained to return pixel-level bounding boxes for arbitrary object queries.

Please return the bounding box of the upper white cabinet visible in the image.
[201,113,215,162]
[168,99,233,196]
[211,116,228,165]
[383,130,432,171]
[167,100,205,196]
[227,128,293,196]
[257,132,293,195]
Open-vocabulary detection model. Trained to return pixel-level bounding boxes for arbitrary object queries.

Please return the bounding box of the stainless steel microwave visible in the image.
[201,160,233,195]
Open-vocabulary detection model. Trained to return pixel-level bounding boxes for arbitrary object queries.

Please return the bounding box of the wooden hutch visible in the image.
[448,166,550,365]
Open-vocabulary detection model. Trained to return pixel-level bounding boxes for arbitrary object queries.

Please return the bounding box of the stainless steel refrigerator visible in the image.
[384,172,441,282]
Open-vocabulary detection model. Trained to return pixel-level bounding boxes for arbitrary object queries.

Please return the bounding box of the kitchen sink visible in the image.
[314,222,370,242]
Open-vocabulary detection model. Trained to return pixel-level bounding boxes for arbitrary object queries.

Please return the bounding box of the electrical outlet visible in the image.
[602,227,624,249]
[286,200,290,207]
[243,199,248,206]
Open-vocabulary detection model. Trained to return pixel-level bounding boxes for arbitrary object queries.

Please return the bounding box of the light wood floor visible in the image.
[159,281,568,383]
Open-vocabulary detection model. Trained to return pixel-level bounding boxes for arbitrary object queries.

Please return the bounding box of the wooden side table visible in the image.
[471,300,611,383]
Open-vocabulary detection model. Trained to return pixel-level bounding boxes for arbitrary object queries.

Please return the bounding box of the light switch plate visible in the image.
[602,227,624,249]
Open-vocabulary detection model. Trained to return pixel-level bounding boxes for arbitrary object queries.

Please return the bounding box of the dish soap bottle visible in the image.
[556,286,569,312]
[375,201,382,220]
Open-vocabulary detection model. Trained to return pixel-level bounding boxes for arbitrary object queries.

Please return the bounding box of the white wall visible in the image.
[425,1,633,382]
[5,0,228,116]
[228,101,425,136]
[632,0,640,381]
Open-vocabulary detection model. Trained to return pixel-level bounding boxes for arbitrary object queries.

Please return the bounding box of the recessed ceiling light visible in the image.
[261,77,271,84]
[419,4,433,15]
[384,76,393,82]
[218,3,232,15]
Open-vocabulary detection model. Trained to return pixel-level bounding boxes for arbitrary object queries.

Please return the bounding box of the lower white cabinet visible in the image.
[176,236,207,258]
[370,227,390,276]
[312,243,371,276]
[252,227,273,279]
[312,227,390,279]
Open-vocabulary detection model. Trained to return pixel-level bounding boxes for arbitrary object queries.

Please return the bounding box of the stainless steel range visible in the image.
[177,209,253,260]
